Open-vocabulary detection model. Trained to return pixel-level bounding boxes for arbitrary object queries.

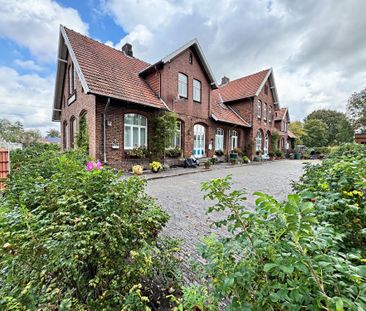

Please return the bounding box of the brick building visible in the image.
[53,26,294,170]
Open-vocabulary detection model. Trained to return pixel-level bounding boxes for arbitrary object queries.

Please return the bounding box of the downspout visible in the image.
[103,97,110,164]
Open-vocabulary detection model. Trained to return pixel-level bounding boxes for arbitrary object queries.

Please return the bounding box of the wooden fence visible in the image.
[0,149,10,190]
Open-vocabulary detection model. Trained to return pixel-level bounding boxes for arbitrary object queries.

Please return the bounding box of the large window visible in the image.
[178,73,188,98]
[257,100,262,119]
[170,121,182,148]
[124,114,147,150]
[256,131,262,151]
[264,103,267,122]
[193,79,201,102]
[231,130,238,150]
[215,128,224,151]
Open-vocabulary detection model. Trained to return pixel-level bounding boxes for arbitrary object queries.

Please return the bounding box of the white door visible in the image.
[193,124,205,157]
[264,133,269,155]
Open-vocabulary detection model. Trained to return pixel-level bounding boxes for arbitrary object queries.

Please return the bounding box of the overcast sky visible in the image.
[0,0,365,134]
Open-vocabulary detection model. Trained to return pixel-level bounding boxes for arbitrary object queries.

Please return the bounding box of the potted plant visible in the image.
[268,151,275,160]
[230,158,238,165]
[126,146,147,159]
[150,161,162,173]
[275,150,283,159]
[204,159,211,169]
[242,155,250,163]
[211,155,217,165]
[132,165,143,175]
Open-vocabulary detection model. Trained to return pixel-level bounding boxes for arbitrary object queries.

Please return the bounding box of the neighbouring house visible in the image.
[274,108,296,151]
[52,25,294,170]
[355,133,366,144]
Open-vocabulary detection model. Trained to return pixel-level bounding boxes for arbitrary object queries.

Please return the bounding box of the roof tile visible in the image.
[64,27,165,109]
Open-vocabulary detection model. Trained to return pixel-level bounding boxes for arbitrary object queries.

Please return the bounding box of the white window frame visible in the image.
[231,130,238,150]
[193,79,201,102]
[169,121,182,148]
[264,103,267,121]
[257,100,262,119]
[268,106,272,123]
[215,128,224,151]
[124,114,147,150]
[264,132,269,155]
[256,131,262,151]
[178,73,188,98]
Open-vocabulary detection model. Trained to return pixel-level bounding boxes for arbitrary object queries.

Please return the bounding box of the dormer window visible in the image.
[178,73,188,98]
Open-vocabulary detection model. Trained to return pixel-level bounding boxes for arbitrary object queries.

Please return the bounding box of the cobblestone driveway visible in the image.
[146,160,307,281]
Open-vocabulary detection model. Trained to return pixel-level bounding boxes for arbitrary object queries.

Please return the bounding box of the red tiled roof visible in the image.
[64,27,165,109]
[275,107,287,121]
[214,69,270,102]
[210,92,250,127]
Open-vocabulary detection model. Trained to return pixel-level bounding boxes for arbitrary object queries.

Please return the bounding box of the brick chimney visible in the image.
[221,76,230,85]
[121,43,133,57]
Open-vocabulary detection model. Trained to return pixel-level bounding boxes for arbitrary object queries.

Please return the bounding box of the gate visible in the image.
[0,149,9,190]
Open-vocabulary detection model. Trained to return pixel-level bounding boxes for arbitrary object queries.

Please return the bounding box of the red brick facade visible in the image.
[55,27,294,170]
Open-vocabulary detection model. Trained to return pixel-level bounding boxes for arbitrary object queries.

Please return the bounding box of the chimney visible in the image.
[121,43,133,57]
[221,76,230,85]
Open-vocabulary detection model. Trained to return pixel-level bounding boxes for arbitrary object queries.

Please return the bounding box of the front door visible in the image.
[193,124,205,157]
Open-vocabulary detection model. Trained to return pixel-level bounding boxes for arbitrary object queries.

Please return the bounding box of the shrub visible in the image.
[242,155,249,163]
[215,150,224,156]
[179,176,366,310]
[0,149,180,309]
[232,147,243,155]
[204,160,211,169]
[275,149,283,158]
[165,147,181,158]
[132,164,143,175]
[294,143,366,255]
[268,151,275,158]
[150,161,162,173]
[126,146,147,158]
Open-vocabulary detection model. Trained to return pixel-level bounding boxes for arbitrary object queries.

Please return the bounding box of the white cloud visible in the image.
[14,59,44,71]
[0,0,89,63]
[0,66,56,134]
[103,0,366,120]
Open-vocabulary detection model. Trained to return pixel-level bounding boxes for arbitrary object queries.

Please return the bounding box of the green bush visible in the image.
[0,148,180,310]
[165,147,182,158]
[275,149,283,158]
[294,143,366,254]
[179,176,366,310]
[242,155,249,163]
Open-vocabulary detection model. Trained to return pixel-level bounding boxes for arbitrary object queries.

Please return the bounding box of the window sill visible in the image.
[193,100,201,104]
[178,96,188,100]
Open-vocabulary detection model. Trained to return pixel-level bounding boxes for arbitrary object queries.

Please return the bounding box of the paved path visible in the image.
[146,160,307,281]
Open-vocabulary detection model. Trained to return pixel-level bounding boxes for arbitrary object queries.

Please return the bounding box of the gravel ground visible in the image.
[145,160,308,282]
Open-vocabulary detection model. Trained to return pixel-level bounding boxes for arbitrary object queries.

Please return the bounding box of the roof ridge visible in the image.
[62,25,151,67]
[219,68,271,88]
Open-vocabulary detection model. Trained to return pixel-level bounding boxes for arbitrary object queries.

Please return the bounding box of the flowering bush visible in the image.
[132,164,143,175]
[150,161,162,173]
[0,148,180,309]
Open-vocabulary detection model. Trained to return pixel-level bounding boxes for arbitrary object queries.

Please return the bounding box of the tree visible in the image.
[305,109,353,145]
[0,118,42,146]
[289,121,304,144]
[46,128,60,138]
[347,87,366,132]
[303,119,327,147]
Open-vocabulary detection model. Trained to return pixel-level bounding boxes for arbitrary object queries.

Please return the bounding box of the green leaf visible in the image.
[279,265,294,274]
[264,263,278,272]
[336,297,344,311]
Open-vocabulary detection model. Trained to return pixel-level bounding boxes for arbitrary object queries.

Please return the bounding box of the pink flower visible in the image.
[96,161,102,170]
[86,161,95,171]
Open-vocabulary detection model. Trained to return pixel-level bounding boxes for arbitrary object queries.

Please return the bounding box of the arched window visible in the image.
[62,121,68,150]
[215,128,224,151]
[264,132,269,155]
[231,130,238,150]
[256,131,262,151]
[193,124,205,157]
[70,116,77,149]
[124,114,147,150]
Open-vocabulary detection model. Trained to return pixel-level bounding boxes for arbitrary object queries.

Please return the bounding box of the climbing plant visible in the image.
[76,113,88,152]
[151,112,178,160]
[271,130,281,151]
